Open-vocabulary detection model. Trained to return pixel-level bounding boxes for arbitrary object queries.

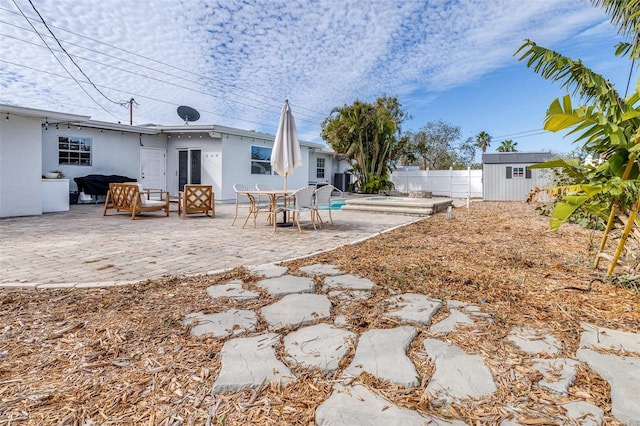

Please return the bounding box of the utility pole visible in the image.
[126,98,138,125]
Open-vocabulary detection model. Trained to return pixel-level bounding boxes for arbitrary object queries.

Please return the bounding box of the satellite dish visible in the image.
[177,105,200,124]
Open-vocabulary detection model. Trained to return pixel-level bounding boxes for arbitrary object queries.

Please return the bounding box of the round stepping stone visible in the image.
[430,309,474,334]
[531,358,578,396]
[261,293,331,329]
[344,326,419,387]
[577,348,640,423]
[316,384,466,426]
[182,309,257,338]
[206,280,259,300]
[507,326,561,355]
[383,293,442,325]
[249,263,288,278]
[212,333,296,394]
[423,338,497,404]
[324,274,375,291]
[256,275,315,297]
[299,263,344,276]
[284,323,355,372]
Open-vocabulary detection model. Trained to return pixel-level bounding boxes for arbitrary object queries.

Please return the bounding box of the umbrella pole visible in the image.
[283,175,288,224]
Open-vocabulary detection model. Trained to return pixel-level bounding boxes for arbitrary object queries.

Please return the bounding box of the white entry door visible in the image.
[140,147,166,190]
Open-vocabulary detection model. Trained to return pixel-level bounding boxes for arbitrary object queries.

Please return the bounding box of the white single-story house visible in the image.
[0,103,351,218]
[482,151,555,201]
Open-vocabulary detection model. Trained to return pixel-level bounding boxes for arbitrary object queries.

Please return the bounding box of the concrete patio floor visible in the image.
[0,201,423,288]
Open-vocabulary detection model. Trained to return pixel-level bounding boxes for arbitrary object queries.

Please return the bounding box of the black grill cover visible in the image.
[74,175,137,196]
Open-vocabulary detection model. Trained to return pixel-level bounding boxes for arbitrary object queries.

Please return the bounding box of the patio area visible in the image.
[0,201,422,288]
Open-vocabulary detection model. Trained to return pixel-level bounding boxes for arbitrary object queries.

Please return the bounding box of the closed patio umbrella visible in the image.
[271,99,302,192]
[271,100,302,225]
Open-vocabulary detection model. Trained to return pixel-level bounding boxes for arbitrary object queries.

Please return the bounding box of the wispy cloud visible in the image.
[0,0,616,142]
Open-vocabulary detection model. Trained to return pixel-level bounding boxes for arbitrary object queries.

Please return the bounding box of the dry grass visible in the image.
[1,202,638,425]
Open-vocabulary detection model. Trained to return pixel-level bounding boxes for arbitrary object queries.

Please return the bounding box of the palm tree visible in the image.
[320,96,409,193]
[496,139,518,152]
[475,131,492,153]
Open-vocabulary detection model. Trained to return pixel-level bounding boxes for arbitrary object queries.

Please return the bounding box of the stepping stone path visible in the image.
[383,293,442,325]
[423,338,497,404]
[530,358,579,396]
[507,326,562,355]
[212,333,296,394]
[206,279,259,300]
[256,274,315,296]
[261,293,331,329]
[180,263,640,424]
[316,384,466,426]
[430,308,474,334]
[182,309,257,338]
[284,323,355,372]
[343,326,419,387]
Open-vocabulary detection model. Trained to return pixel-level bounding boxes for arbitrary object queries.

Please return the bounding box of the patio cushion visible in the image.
[141,198,167,207]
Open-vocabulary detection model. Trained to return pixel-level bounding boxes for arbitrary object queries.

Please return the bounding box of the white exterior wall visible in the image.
[483,163,550,201]
[308,151,332,185]
[217,135,311,203]
[42,127,167,192]
[166,133,313,204]
[166,135,222,197]
[0,115,43,216]
[308,151,352,187]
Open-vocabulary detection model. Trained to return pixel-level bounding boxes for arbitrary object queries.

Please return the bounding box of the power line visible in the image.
[0,21,327,126]
[9,0,125,122]
[492,129,547,139]
[13,0,127,119]
[0,58,282,129]
[0,5,328,119]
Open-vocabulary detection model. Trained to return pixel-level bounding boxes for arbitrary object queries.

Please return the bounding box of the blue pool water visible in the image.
[317,199,346,210]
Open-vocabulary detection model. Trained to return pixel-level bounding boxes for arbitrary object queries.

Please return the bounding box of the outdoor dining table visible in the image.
[237,189,296,230]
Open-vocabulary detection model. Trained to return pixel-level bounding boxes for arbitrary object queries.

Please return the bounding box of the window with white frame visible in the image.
[58,136,91,166]
[512,166,525,178]
[251,145,272,175]
[316,158,325,179]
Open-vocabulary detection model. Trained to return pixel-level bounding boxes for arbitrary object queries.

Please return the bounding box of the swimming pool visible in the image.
[316,199,346,210]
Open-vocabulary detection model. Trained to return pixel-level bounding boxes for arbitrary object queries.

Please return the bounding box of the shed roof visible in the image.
[482,152,554,164]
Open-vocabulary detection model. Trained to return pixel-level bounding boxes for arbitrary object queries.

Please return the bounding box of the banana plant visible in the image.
[515,0,640,274]
[515,8,640,229]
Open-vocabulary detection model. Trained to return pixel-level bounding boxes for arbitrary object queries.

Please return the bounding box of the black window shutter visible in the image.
[525,167,532,179]
[506,166,512,179]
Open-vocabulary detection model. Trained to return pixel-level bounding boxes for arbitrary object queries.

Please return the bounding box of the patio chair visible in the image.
[256,183,286,209]
[232,184,272,228]
[232,184,250,226]
[178,185,215,219]
[313,184,343,226]
[103,182,169,219]
[276,185,317,233]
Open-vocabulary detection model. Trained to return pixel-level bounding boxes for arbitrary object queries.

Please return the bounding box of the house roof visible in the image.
[0,104,90,123]
[69,119,160,134]
[155,123,325,149]
[0,103,326,148]
[482,151,554,164]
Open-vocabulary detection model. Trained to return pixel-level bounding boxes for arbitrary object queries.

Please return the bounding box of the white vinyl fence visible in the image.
[390,168,483,199]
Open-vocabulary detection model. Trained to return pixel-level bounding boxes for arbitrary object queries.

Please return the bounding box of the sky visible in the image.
[1,0,638,160]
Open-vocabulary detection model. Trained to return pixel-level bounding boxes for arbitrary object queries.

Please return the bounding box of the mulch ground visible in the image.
[1,201,638,425]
